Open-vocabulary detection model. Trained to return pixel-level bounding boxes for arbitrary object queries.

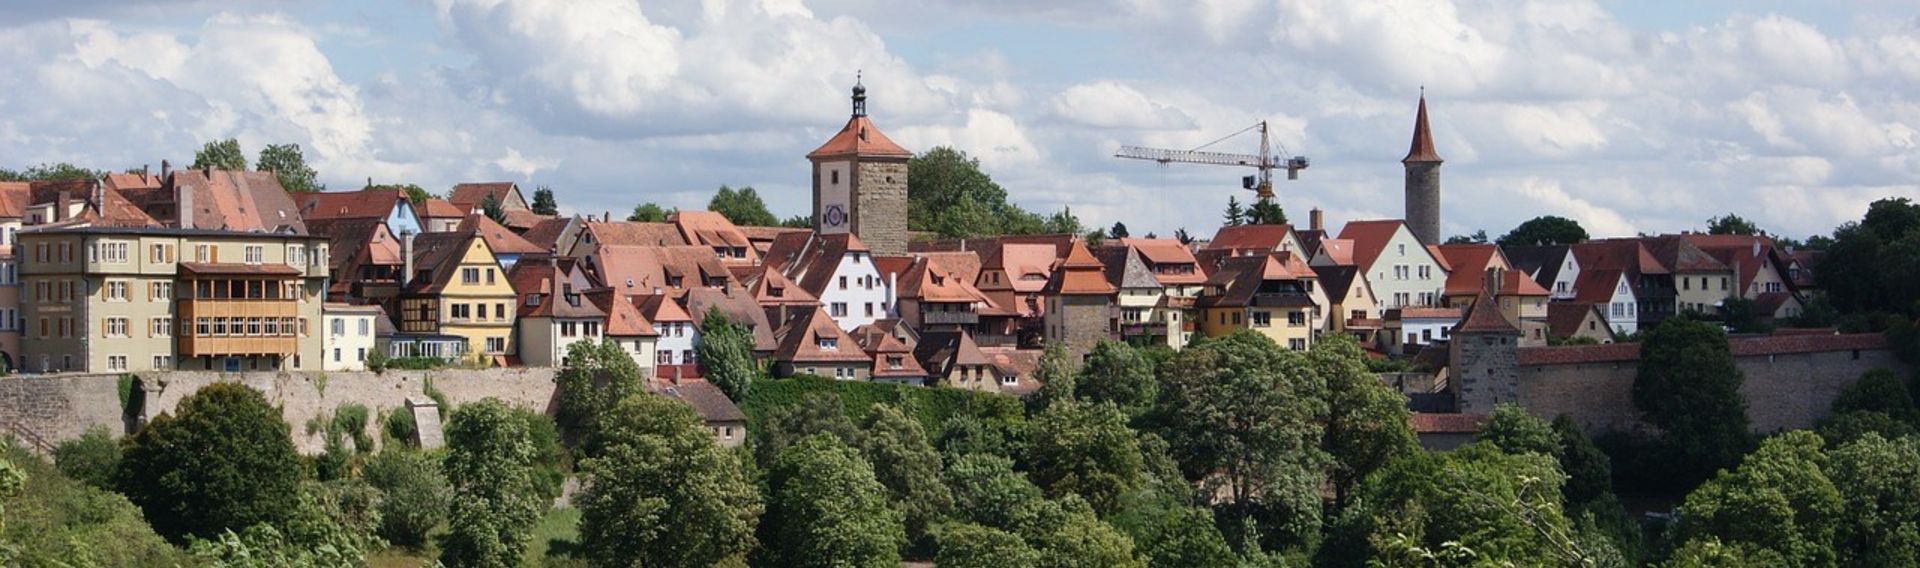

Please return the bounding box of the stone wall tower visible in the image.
[1403,93,1443,246]
[807,76,912,256]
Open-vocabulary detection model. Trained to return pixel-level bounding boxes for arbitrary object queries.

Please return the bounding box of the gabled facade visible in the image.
[891,255,998,336]
[1570,268,1639,336]
[670,210,757,265]
[1195,253,1319,351]
[323,303,381,370]
[1546,302,1614,344]
[448,182,530,215]
[1502,245,1581,301]
[1340,220,1447,316]
[583,289,659,377]
[1094,245,1182,348]
[807,80,912,256]
[771,306,872,380]
[764,232,892,332]
[1042,240,1116,361]
[511,258,605,367]
[913,329,1009,393]
[459,214,543,269]
[1315,264,1379,341]
[417,199,465,232]
[295,189,423,238]
[853,323,927,385]
[396,231,517,362]
[637,294,698,372]
[307,219,403,303]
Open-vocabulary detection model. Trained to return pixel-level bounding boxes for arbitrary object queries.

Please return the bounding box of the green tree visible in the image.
[3,446,184,566]
[1553,415,1614,507]
[1025,402,1144,515]
[1479,403,1561,457]
[439,399,544,568]
[909,146,1035,237]
[857,404,952,549]
[530,186,558,215]
[1497,215,1590,246]
[367,182,433,205]
[1672,431,1840,566]
[1108,221,1130,239]
[1825,433,1920,565]
[628,202,671,222]
[781,214,812,228]
[1029,342,1077,412]
[480,193,507,224]
[935,415,1015,464]
[1338,443,1605,565]
[1819,198,1920,314]
[1717,296,1772,334]
[578,393,762,567]
[706,185,780,226]
[758,434,905,568]
[361,449,449,548]
[1444,229,1489,244]
[944,453,1043,530]
[1024,498,1147,568]
[934,522,1040,568]
[1245,199,1287,225]
[756,391,857,466]
[1632,315,1751,487]
[1107,487,1238,568]
[1313,334,1417,509]
[1076,340,1157,417]
[255,143,320,192]
[1707,213,1762,236]
[116,383,302,544]
[1151,331,1328,548]
[192,138,248,171]
[51,424,120,491]
[1222,196,1245,227]
[1174,228,1193,245]
[0,162,103,182]
[554,339,644,448]
[698,308,758,402]
[1044,207,1083,235]
[1831,368,1917,424]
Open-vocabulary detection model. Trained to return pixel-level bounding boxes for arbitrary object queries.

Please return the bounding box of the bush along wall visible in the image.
[740,375,1025,437]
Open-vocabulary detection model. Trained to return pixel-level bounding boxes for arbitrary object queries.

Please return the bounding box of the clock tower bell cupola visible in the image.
[807,74,912,256]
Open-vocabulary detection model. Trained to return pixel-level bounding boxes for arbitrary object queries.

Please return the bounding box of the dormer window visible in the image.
[886,355,903,369]
[526,295,541,306]
[818,337,838,350]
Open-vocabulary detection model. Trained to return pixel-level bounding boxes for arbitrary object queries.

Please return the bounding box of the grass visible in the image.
[364,506,583,567]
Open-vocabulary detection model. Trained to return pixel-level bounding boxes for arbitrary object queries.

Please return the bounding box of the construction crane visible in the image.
[1114,121,1308,201]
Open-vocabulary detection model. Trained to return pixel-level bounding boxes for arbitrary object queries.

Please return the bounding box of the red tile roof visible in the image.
[1570,268,1628,304]
[297,189,407,222]
[807,115,913,159]
[1117,238,1206,285]
[584,220,689,247]
[1317,238,1356,265]
[584,289,659,337]
[650,379,746,423]
[900,255,997,304]
[419,198,465,219]
[1338,219,1414,269]
[1456,291,1518,334]
[1204,224,1296,253]
[448,182,522,213]
[743,265,818,306]
[1546,302,1606,339]
[774,307,873,364]
[764,232,871,297]
[167,170,304,233]
[0,182,26,218]
[1403,95,1443,163]
[1045,240,1116,296]
[1436,244,1503,295]
[459,214,544,255]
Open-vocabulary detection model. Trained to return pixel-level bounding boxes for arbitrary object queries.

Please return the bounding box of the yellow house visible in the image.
[1195,253,1319,351]
[395,231,516,363]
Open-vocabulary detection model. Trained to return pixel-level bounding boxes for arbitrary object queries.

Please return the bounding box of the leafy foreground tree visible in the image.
[1817,368,1920,444]
[933,522,1040,568]
[530,185,559,215]
[1631,315,1751,487]
[256,143,321,192]
[940,454,1145,568]
[1025,401,1143,516]
[1076,340,1157,417]
[856,404,953,550]
[188,479,383,568]
[755,391,858,467]
[1498,215,1590,246]
[1028,342,1077,412]
[1312,334,1417,509]
[1106,486,1238,568]
[1479,403,1561,457]
[51,424,120,491]
[3,444,183,566]
[629,202,671,222]
[1671,430,1840,566]
[362,449,450,548]
[117,382,303,543]
[698,308,758,401]
[1152,330,1328,549]
[757,433,905,568]
[193,138,248,171]
[439,399,544,568]
[554,338,645,447]
[1818,197,1920,314]
[578,393,762,567]
[1825,433,1920,566]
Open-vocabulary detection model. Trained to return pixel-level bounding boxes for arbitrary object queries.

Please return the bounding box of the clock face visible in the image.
[823,204,848,228]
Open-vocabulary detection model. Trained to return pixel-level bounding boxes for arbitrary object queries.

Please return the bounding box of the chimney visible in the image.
[366,176,373,189]
[1484,266,1502,299]
[401,230,417,289]
[604,211,612,223]
[56,190,70,222]
[92,180,104,218]
[202,165,212,177]
[142,164,149,177]
[176,183,193,229]
[1309,208,1324,232]
[161,159,171,180]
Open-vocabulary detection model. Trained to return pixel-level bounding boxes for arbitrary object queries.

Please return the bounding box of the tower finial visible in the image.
[851,70,867,117]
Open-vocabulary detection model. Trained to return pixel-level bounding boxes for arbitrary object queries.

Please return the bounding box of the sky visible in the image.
[1,0,1917,241]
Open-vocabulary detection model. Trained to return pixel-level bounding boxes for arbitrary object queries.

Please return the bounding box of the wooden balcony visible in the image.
[175,298,300,356]
[922,311,980,325]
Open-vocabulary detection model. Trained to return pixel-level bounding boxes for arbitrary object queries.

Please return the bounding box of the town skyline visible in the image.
[2,1,1917,240]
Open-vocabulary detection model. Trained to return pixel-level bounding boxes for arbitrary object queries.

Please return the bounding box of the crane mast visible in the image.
[1114,121,1308,201]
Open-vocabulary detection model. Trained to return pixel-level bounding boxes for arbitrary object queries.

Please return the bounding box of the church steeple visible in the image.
[851,71,867,117]
[1402,91,1443,245]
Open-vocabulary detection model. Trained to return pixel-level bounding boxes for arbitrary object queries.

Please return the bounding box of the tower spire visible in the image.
[851,70,867,117]
[1403,90,1442,164]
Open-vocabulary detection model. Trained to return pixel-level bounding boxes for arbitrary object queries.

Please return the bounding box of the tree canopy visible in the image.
[578,393,762,566]
[758,433,905,567]
[629,202,672,222]
[1706,213,1762,236]
[1632,315,1751,486]
[697,308,758,402]
[1245,198,1287,226]
[1075,340,1157,417]
[116,383,303,544]
[0,163,104,182]
[1497,215,1590,246]
[366,182,434,205]
[192,138,248,171]
[708,185,780,227]
[1673,431,1840,566]
[856,404,952,549]
[907,146,1061,238]
[1818,197,1920,315]
[439,399,544,568]
[530,186,558,215]
[256,143,320,192]
[480,193,508,224]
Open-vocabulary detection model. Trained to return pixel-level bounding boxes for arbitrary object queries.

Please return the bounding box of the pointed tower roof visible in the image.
[1456,290,1518,334]
[808,78,913,160]
[1403,93,1443,164]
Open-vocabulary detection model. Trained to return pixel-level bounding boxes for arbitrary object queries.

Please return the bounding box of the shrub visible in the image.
[741,375,1025,440]
[52,425,121,491]
[363,449,450,548]
[116,382,304,544]
[4,443,184,566]
[385,407,419,448]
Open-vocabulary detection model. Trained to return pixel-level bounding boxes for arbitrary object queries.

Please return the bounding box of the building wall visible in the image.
[853,159,908,257]
[1674,270,1734,313]
[654,321,697,366]
[518,316,603,367]
[1518,347,1907,435]
[0,217,21,370]
[1403,162,1442,246]
[385,204,423,238]
[1546,254,1580,300]
[1045,294,1111,363]
[323,311,378,371]
[1247,306,1315,350]
[611,335,658,377]
[1450,331,1521,414]
[1364,228,1447,316]
[433,238,517,359]
[816,250,890,331]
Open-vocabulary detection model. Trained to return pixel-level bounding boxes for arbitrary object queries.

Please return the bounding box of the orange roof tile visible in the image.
[419,198,465,218]
[1437,244,1504,295]
[1403,94,1443,163]
[584,220,689,247]
[774,307,873,363]
[1338,219,1414,269]
[1045,240,1115,296]
[459,214,544,255]
[298,189,408,222]
[1205,224,1296,253]
[806,115,912,159]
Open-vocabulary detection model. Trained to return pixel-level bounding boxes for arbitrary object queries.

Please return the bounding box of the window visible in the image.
[248,317,263,336]
[1682,277,1691,291]
[358,319,370,336]
[150,244,168,263]
[682,349,694,363]
[818,337,839,350]
[1397,243,1406,255]
[486,337,506,353]
[562,321,578,337]
[243,245,264,264]
[107,355,127,371]
[289,245,305,266]
[151,317,171,337]
[1417,265,1430,279]
[865,303,874,317]
[495,303,505,320]
[106,281,127,301]
[1394,266,1409,280]
[333,348,342,362]
[195,244,212,262]
[153,355,171,369]
[486,269,496,285]
[451,304,471,320]
[332,318,346,336]
[196,318,210,336]
[104,317,128,338]
[1231,312,1242,325]
[151,282,172,300]
[831,302,848,317]
[839,276,848,290]
[658,351,673,365]
[1288,311,1306,326]
[462,268,480,284]
[1251,311,1271,327]
[1289,339,1307,350]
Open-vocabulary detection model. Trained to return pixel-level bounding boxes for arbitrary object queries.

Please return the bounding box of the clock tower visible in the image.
[807,75,912,256]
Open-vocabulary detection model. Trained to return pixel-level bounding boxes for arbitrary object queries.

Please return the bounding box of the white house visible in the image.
[639,295,699,371]
[1386,307,1462,356]
[764,232,894,331]
[323,303,381,371]
[1338,220,1449,317]
[1573,269,1639,336]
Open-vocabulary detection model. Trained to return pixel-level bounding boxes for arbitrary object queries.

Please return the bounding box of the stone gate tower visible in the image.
[1403,93,1443,246]
[807,77,911,256]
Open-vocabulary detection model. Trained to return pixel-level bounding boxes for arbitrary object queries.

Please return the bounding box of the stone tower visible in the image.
[1403,93,1443,246]
[1448,278,1521,415]
[807,76,912,256]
